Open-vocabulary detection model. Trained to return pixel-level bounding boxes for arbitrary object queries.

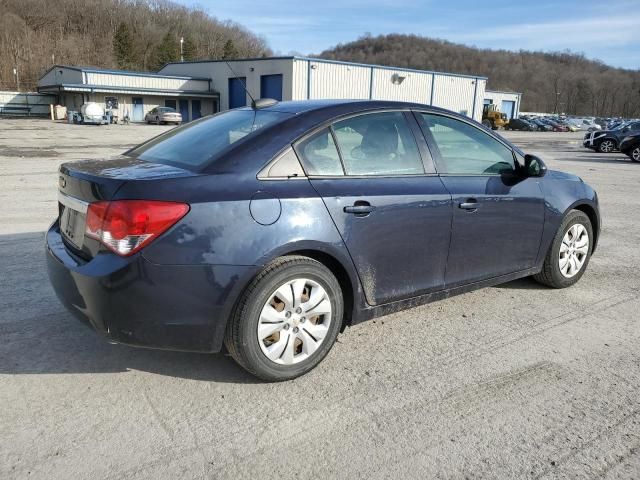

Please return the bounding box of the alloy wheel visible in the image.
[599,140,614,153]
[257,278,332,365]
[559,224,589,278]
[632,147,640,162]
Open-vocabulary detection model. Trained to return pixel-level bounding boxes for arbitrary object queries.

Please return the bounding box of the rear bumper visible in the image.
[45,221,258,352]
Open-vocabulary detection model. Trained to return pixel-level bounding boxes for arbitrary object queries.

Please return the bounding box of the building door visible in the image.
[165,99,177,110]
[228,77,247,109]
[501,100,515,120]
[179,99,189,122]
[191,100,202,120]
[260,74,283,101]
[132,97,144,122]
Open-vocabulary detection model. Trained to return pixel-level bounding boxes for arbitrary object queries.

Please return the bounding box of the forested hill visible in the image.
[318,34,640,117]
[0,0,270,90]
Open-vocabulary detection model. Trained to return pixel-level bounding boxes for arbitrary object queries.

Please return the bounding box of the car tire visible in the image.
[630,146,640,162]
[533,210,593,289]
[598,139,615,153]
[224,256,344,381]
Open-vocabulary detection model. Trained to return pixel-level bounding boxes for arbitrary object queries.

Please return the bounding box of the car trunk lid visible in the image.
[57,155,194,259]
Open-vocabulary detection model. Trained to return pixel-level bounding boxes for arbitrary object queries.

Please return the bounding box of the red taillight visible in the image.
[86,200,189,256]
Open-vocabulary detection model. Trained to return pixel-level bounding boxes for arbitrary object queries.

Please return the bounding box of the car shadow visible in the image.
[0,232,260,384]
[492,277,543,290]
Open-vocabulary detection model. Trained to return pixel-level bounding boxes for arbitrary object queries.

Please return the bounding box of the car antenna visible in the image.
[224,60,259,109]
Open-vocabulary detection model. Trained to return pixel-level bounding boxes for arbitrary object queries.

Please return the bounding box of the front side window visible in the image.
[420,113,516,175]
[332,112,424,176]
[127,109,293,170]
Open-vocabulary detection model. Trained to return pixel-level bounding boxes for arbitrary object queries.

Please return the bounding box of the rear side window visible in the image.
[295,128,344,176]
[332,112,424,176]
[127,109,292,170]
[420,113,516,175]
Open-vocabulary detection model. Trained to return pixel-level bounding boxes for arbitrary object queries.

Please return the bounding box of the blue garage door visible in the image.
[132,97,144,122]
[229,77,247,109]
[260,74,283,101]
[191,100,202,120]
[501,100,516,120]
[179,99,189,122]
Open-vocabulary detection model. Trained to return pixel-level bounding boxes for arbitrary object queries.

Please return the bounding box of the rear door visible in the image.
[295,110,452,306]
[416,112,545,287]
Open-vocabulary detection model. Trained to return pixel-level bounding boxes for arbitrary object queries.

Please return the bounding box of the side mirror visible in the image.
[524,154,547,177]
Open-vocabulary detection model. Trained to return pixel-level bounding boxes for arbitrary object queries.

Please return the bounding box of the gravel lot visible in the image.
[1,119,639,479]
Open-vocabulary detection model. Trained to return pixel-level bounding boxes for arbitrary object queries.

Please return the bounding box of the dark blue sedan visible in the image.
[46,100,600,381]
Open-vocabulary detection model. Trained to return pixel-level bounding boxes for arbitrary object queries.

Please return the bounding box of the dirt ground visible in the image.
[0,119,638,479]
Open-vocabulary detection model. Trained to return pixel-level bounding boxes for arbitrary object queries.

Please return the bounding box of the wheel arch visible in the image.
[568,202,600,254]
[287,249,357,330]
[254,241,362,330]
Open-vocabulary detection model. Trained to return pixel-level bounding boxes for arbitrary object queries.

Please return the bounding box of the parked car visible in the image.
[530,118,553,131]
[504,118,535,131]
[541,119,569,132]
[145,107,182,125]
[46,100,600,381]
[583,121,640,153]
[571,118,601,132]
[619,132,640,162]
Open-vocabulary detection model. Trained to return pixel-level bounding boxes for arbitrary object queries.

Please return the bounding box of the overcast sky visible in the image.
[176,0,640,70]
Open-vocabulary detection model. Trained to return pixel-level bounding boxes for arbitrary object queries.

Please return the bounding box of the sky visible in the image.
[175,0,640,70]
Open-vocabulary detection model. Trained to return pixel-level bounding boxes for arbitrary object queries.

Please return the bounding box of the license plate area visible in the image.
[58,192,88,249]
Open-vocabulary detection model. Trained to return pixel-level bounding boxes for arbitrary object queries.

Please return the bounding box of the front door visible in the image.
[191,100,202,120]
[295,111,453,306]
[132,97,144,122]
[179,99,189,122]
[417,112,545,287]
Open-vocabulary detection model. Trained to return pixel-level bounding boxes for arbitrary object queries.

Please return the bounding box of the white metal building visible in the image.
[37,66,219,122]
[483,90,522,120]
[159,56,488,122]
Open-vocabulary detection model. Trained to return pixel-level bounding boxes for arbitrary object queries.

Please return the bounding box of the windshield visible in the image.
[127,109,293,170]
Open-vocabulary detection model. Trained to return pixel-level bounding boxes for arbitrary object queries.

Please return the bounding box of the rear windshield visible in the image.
[127,109,293,169]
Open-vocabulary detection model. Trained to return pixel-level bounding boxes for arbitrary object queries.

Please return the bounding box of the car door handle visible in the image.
[459,199,479,211]
[344,202,376,216]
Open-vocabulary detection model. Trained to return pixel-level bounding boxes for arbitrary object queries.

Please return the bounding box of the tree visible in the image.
[181,35,196,61]
[151,32,179,70]
[222,39,238,59]
[113,22,134,69]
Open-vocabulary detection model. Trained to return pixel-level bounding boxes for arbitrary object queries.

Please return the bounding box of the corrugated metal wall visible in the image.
[432,75,479,120]
[372,68,433,103]
[0,91,55,115]
[484,90,521,118]
[308,61,370,99]
[85,72,209,92]
[161,59,295,110]
[161,58,487,121]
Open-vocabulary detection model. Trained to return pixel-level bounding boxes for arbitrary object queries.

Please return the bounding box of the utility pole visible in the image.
[180,37,184,62]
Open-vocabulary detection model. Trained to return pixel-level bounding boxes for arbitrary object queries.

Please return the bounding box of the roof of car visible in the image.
[237,99,431,115]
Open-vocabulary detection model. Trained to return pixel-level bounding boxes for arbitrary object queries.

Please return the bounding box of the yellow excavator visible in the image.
[482,104,508,130]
